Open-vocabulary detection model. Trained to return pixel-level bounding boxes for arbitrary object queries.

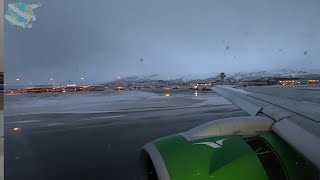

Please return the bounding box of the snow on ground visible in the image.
[5,91,231,116]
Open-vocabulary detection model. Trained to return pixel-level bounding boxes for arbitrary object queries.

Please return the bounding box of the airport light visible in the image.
[13,127,21,133]
[50,78,54,81]
[81,77,84,80]
[16,78,20,81]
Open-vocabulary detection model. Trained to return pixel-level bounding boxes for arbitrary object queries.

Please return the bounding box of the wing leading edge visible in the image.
[215,85,320,169]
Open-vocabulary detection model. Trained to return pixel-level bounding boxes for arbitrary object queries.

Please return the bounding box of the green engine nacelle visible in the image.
[139,117,318,180]
[141,134,268,180]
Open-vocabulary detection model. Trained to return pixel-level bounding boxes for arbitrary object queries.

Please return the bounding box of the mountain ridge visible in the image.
[104,68,320,84]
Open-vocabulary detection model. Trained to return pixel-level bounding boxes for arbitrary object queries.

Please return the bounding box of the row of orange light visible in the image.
[15,77,85,81]
[196,84,209,86]
[308,80,320,82]
[279,80,298,83]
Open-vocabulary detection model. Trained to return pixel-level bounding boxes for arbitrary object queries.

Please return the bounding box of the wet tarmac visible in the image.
[4,90,246,180]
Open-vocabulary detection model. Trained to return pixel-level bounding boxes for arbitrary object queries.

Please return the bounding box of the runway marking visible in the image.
[5,120,42,124]
[76,115,127,121]
[40,123,65,127]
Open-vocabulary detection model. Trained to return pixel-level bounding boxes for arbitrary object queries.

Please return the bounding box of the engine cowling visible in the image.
[140,134,268,180]
[139,116,319,180]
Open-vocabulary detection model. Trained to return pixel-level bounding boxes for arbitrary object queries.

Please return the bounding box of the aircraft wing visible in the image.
[215,85,320,169]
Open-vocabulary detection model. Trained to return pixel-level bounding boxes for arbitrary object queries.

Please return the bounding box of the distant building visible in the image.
[79,85,107,91]
[26,85,57,93]
[307,80,320,84]
[298,76,320,85]
[240,78,276,86]
[273,77,320,85]
[193,82,211,90]
[273,78,299,85]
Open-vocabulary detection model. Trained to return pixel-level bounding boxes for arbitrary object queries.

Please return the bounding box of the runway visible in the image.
[4,90,246,180]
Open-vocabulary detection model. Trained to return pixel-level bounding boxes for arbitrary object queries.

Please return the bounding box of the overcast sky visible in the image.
[4,0,320,85]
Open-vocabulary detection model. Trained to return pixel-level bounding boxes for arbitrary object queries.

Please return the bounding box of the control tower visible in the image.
[220,72,226,85]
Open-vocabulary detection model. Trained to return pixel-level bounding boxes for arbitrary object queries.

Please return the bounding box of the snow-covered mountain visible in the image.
[104,69,320,85]
[229,69,320,81]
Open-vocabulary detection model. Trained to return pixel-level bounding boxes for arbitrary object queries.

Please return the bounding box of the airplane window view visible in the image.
[1,0,320,180]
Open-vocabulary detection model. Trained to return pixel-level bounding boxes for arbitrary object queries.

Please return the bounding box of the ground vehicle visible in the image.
[193,83,211,91]
[114,87,125,91]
